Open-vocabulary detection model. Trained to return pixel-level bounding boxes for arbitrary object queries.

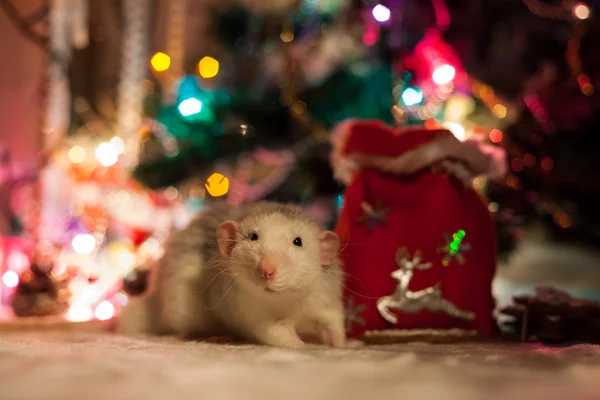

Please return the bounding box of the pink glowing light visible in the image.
[7,251,29,272]
[432,64,456,85]
[363,24,379,46]
[2,270,19,288]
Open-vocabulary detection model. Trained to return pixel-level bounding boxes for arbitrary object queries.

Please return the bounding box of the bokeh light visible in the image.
[72,233,96,255]
[489,129,503,143]
[2,270,19,288]
[109,136,125,154]
[7,251,29,272]
[573,3,591,20]
[432,64,455,85]
[280,30,294,43]
[95,142,119,167]
[150,52,170,72]
[372,4,391,22]
[68,145,86,164]
[492,104,507,119]
[178,97,203,117]
[198,56,220,78]
[94,300,115,321]
[444,122,467,141]
[205,173,230,197]
[541,157,554,171]
[65,302,93,322]
[401,87,424,106]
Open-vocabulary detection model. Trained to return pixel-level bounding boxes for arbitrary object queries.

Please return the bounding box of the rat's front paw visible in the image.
[256,321,305,349]
[316,317,346,348]
[319,327,346,348]
[273,338,306,349]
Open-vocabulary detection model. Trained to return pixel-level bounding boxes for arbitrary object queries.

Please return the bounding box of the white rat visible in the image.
[117,201,346,348]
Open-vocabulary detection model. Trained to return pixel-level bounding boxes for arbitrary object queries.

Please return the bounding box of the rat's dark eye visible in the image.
[293,237,302,247]
[250,232,259,241]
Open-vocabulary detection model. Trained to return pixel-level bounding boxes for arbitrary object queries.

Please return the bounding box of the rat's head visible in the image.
[216,207,340,295]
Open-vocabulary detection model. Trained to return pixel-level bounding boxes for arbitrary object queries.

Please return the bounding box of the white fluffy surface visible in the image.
[1,332,600,400]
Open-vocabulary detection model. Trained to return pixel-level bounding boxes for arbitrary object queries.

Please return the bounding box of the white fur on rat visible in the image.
[117,202,346,348]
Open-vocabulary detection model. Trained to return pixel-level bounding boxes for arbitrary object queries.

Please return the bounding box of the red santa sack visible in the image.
[332,120,506,339]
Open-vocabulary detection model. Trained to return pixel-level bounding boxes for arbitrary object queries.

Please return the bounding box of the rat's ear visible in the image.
[318,231,340,265]
[216,220,239,257]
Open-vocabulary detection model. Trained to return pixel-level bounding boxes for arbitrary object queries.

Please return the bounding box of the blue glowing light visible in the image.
[401,87,424,106]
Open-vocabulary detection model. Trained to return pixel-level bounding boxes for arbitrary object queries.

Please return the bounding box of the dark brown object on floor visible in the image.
[10,257,71,318]
[498,286,600,344]
[360,328,481,344]
[122,268,150,296]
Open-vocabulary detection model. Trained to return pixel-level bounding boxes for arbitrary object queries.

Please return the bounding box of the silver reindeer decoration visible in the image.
[376,248,475,324]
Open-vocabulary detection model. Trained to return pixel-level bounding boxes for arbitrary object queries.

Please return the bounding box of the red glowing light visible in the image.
[489,129,503,143]
[511,158,524,172]
[541,157,554,171]
[523,153,536,167]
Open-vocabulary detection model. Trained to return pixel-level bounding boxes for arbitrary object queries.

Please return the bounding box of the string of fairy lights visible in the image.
[497,0,595,231]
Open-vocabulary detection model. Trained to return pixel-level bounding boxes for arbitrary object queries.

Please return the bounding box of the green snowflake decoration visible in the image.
[437,229,471,266]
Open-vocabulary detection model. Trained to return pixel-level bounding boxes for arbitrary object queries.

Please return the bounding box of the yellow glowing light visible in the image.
[164,186,179,201]
[556,213,573,229]
[573,3,590,20]
[198,56,219,79]
[109,242,136,275]
[138,237,163,261]
[205,173,229,197]
[492,104,507,119]
[444,122,467,141]
[68,145,86,164]
[109,136,125,154]
[116,250,136,273]
[150,52,171,72]
[280,30,294,43]
[95,142,119,167]
[94,300,115,321]
[581,83,594,96]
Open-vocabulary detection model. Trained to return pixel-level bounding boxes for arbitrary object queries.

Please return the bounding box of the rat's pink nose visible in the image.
[259,258,277,281]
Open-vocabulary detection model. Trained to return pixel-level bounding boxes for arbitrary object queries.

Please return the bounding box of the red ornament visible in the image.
[108,216,153,247]
[333,120,500,338]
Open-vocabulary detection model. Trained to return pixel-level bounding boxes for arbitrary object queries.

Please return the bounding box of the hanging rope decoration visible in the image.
[566,22,594,96]
[522,0,594,96]
[430,0,451,32]
[521,0,571,20]
[163,0,187,103]
[116,0,150,170]
[226,148,297,205]
[0,0,49,51]
[46,0,89,153]
[278,26,330,146]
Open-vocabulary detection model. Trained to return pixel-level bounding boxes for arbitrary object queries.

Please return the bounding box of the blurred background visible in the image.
[0,0,599,322]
